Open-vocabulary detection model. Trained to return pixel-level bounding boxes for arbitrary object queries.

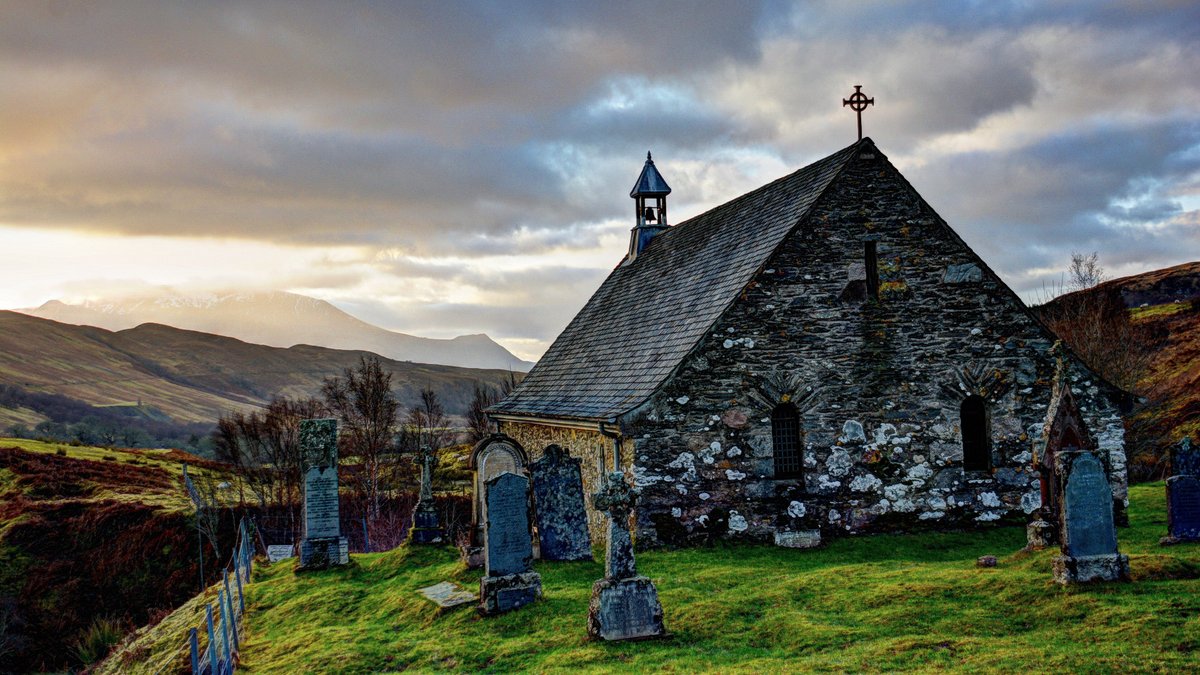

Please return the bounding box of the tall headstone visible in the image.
[478,472,542,615]
[1163,437,1200,545]
[410,446,444,544]
[465,435,528,567]
[298,418,349,569]
[530,445,593,561]
[1051,451,1130,584]
[587,471,666,641]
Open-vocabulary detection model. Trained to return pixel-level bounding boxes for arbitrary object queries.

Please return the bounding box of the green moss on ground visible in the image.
[108,484,1200,673]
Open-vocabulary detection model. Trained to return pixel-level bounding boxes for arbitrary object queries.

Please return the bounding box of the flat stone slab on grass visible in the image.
[418,581,477,609]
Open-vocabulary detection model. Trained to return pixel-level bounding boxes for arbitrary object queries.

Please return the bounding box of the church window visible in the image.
[865,240,879,300]
[772,402,803,479]
[961,395,991,471]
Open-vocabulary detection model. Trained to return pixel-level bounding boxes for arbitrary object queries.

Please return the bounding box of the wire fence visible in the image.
[169,518,254,675]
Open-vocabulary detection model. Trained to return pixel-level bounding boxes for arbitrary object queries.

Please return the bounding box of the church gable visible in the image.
[622,143,1127,546]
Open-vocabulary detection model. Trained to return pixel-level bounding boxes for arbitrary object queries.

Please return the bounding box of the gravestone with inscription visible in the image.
[298,419,349,569]
[410,446,444,544]
[1051,451,1129,584]
[465,435,528,568]
[588,471,666,641]
[1163,437,1200,544]
[478,472,542,615]
[530,445,593,561]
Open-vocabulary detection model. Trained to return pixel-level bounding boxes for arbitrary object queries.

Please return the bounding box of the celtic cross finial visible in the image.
[842,85,874,142]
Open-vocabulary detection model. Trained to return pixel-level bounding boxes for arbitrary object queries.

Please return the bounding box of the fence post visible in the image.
[189,627,200,674]
[224,571,240,655]
[218,589,232,671]
[362,517,371,553]
[235,558,246,614]
[206,602,218,675]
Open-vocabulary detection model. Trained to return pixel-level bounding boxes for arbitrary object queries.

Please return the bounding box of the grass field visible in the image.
[105,483,1199,673]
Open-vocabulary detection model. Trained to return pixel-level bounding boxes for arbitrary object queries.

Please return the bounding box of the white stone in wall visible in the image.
[827,448,854,477]
[725,469,747,481]
[883,484,908,501]
[817,475,841,491]
[698,492,710,500]
[667,452,698,482]
[671,507,682,518]
[676,484,688,495]
[727,446,742,457]
[979,491,1002,508]
[849,473,882,492]
[839,421,867,444]
[787,501,806,518]
[1020,491,1041,513]
[723,339,734,348]
[675,395,690,405]
[926,496,947,511]
[828,509,841,523]
[975,511,1001,522]
[905,463,934,482]
[631,466,666,487]
[919,511,945,520]
[728,511,749,532]
[893,499,917,513]
[1013,450,1032,465]
[873,423,897,445]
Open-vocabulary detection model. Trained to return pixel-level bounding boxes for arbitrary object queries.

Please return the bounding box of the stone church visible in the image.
[488,138,1127,548]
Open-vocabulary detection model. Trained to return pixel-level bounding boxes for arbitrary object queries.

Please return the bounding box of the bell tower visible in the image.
[627,151,672,262]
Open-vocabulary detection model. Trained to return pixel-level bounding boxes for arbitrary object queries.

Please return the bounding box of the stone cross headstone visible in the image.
[1163,436,1200,544]
[1051,451,1129,584]
[587,471,666,641]
[298,418,348,569]
[530,445,593,562]
[478,472,542,615]
[410,446,444,544]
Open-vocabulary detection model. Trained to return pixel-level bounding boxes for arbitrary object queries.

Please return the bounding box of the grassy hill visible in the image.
[0,311,519,425]
[104,483,1198,673]
[0,439,239,671]
[1035,260,1200,473]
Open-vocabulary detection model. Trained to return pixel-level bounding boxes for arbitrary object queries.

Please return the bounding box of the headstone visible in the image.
[530,445,593,561]
[1162,437,1200,544]
[976,555,998,568]
[267,544,295,563]
[587,471,666,641]
[774,529,822,549]
[1051,451,1129,584]
[417,581,477,610]
[410,446,444,544]
[298,419,349,569]
[466,435,528,567]
[478,472,542,615]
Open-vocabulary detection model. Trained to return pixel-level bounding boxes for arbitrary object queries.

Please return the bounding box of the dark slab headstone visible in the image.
[1166,475,1200,542]
[298,418,349,569]
[1173,437,1200,477]
[588,471,666,641]
[478,472,542,615]
[410,446,444,544]
[530,445,593,562]
[1052,451,1129,584]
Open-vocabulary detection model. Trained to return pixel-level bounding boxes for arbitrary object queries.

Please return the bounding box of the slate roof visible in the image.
[630,152,672,197]
[490,140,866,422]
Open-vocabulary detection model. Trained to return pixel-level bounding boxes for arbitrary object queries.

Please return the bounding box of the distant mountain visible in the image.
[0,311,519,424]
[24,290,534,371]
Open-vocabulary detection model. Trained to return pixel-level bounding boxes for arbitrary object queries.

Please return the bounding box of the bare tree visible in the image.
[322,356,399,519]
[1068,251,1107,292]
[402,385,455,452]
[466,378,513,443]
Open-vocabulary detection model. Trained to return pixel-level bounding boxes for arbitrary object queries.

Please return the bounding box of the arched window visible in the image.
[961,395,991,471]
[772,402,802,479]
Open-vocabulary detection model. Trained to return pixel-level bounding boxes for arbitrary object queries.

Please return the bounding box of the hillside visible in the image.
[1035,261,1200,472]
[24,290,534,371]
[103,483,1199,673]
[0,439,236,672]
[0,311,519,425]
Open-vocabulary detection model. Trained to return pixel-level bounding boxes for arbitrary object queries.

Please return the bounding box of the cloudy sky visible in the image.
[2,1,1197,360]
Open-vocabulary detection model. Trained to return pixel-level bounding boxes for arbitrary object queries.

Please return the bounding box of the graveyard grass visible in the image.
[114,483,1198,673]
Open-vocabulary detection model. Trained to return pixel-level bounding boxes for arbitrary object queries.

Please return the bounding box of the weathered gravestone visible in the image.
[267,544,295,563]
[298,418,349,569]
[588,471,666,641]
[478,472,542,615]
[1051,451,1129,584]
[530,444,593,561]
[409,446,444,544]
[465,434,528,567]
[1163,437,1200,545]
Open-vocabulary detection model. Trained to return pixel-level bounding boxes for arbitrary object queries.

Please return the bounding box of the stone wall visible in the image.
[621,148,1127,548]
[497,421,635,547]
